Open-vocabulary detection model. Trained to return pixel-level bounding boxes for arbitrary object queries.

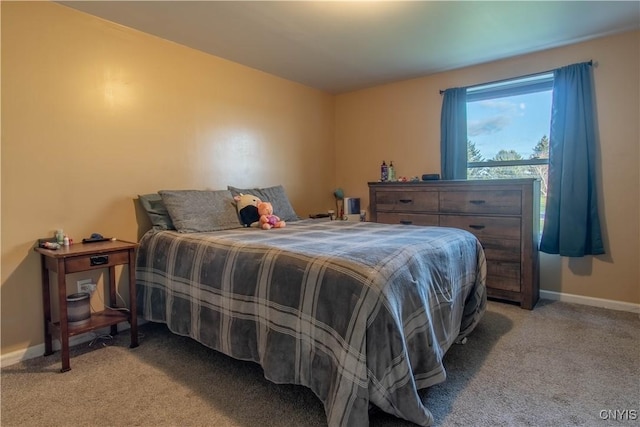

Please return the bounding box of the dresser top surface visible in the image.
[369,178,539,187]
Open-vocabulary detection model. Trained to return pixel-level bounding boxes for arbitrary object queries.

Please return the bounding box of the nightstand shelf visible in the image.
[49,310,129,338]
[34,239,139,372]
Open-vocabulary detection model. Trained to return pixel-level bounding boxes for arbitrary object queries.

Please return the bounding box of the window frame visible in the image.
[466,72,553,174]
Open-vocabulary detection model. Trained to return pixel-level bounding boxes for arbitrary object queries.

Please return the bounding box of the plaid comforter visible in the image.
[136,220,486,426]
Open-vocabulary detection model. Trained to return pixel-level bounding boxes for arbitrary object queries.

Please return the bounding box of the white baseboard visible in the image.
[1,321,143,369]
[540,290,640,314]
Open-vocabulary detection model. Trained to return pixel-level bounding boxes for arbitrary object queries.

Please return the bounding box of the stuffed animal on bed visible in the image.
[258,201,286,230]
[234,193,261,227]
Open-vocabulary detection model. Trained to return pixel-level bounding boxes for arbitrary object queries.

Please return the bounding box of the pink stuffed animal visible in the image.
[258,202,286,230]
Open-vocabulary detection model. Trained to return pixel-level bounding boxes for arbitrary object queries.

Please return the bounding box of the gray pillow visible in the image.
[228,185,300,222]
[138,194,175,230]
[159,190,243,233]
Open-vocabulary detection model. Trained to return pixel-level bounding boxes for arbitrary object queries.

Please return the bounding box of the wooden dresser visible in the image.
[368,179,540,309]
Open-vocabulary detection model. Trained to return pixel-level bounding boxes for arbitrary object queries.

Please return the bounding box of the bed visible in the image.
[135,217,486,426]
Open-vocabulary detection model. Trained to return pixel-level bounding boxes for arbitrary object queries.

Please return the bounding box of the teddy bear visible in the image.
[234,193,262,227]
[258,201,286,230]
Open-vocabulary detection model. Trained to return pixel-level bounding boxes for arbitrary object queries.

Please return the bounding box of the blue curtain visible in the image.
[440,88,468,180]
[539,62,605,256]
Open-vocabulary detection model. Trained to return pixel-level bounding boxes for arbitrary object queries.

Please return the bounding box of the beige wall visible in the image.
[2,2,638,359]
[1,2,335,355]
[336,30,640,306]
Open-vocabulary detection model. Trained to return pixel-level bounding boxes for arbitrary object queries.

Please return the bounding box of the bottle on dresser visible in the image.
[388,161,395,181]
[380,161,388,182]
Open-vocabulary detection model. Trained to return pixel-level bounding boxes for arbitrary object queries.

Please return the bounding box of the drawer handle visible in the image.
[398,199,413,204]
[469,200,486,205]
[400,220,413,225]
[469,225,485,230]
[90,255,109,266]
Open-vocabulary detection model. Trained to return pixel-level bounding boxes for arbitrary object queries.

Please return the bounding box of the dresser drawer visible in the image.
[486,261,521,292]
[375,191,438,212]
[487,275,521,293]
[377,212,439,226]
[477,236,521,262]
[439,215,521,239]
[439,190,521,215]
[64,250,130,274]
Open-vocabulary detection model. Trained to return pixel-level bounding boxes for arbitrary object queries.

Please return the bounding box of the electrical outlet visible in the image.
[77,279,96,295]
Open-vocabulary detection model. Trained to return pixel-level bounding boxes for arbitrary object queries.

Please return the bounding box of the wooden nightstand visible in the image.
[34,239,139,372]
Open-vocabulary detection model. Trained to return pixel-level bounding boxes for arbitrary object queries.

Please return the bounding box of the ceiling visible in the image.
[58,1,640,94]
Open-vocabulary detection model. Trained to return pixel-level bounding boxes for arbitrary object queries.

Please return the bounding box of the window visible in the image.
[466,73,553,227]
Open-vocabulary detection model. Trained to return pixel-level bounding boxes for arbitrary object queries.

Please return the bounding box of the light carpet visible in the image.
[2,299,638,426]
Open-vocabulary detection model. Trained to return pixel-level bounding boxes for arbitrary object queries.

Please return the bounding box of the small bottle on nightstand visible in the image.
[56,229,64,245]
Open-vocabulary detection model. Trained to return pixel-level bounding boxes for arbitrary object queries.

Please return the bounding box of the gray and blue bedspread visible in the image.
[136,220,486,426]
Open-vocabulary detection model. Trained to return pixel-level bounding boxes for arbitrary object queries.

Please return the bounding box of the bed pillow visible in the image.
[138,193,175,230]
[159,189,243,233]
[228,185,300,222]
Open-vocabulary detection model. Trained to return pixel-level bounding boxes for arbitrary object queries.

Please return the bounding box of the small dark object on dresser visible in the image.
[421,174,440,181]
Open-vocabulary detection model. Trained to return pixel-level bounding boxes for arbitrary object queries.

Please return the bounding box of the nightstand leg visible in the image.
[128,250,139,348]
[41,258,53,356]
[108,265,118,336]
[57,261,71,372]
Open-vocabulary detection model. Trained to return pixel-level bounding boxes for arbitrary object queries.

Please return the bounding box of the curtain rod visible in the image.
[438,60,594,95]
